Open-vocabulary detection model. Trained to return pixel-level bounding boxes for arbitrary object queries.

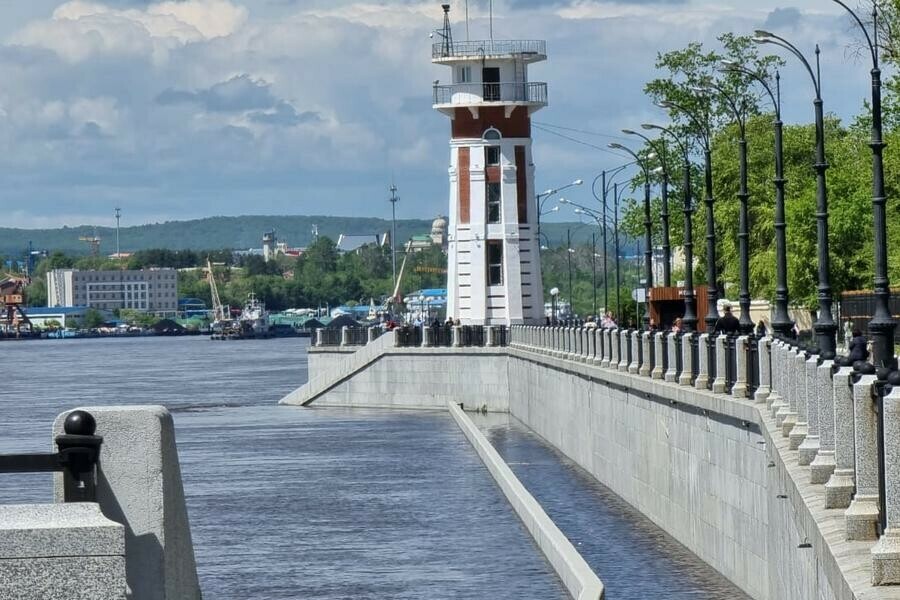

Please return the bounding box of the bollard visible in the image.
[810,357,836,484]
[695,333,710,390]
[871,373,900,584]
[665,332,678,382]
[712,335,727,394]
[652,332,665,380]
[610,330,620,370]
[679,333,694,386]
[618,330,630,372]
[825,361,857,508]
[340,326,350,346]
[790,349,815,453]
[732,336,749,398]
[632,331,644,375]
[846,370,880,541]
[776,345,798,432]
[754,336,771,403]
[316,328,325,347]
[797,351,822,465]
[601,329,612,368]
[367,327,377,345]
[485,326,496,347]
[769,340,786,417]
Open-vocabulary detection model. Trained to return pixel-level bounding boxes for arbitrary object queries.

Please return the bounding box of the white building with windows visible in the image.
[432,6,546,325]
[47,268,179,313]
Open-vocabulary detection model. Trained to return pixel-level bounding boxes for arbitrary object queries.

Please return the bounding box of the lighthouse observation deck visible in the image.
[432,81,547,109]
[432,39,546,62]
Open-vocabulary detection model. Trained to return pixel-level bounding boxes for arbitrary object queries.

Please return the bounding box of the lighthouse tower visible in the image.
[432,5,547,326]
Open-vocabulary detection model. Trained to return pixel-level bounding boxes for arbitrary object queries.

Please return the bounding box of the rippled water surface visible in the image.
[474,415,750,599]
[0,336,566,599]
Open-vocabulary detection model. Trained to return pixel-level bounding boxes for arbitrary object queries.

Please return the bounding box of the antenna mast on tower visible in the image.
[441,4,453,56]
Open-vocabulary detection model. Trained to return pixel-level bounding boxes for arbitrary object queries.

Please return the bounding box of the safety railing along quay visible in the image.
[313,325,509,349]
[506,324,900,585]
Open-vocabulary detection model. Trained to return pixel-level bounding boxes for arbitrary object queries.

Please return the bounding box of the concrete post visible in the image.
[340,326,350,346]
[452,326,462,347]
[591,329,602,365]
[367,326,377,345]
[825,365,856,509]
[712,335,727,394]
[573,328,583,360]
[790,352,814,452]
[798,354,822,465]
[769,341,786,416]
[602,329,612,368]
[316,328,324,347]
[422,325,432,347]
[610,330,620,369]
[732,336,749,398]
[695,333,710,390]
[485,326,496,347]
[665,332,678,382]
[679,333,694,386]
[871,384,900,584]
[776,346,799,432]
[810,359,836,484]
[652,332,664,379]
[568,327,577,360]
[618,330,630,372]
[633,331,645,375]
[846,374,880,541]
[53,407,201,600]
[583,328,591,362]
[753,336,771,402]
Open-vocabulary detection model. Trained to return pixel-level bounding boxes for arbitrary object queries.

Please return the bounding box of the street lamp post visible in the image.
[722,62,793,338]
[609,142,655,329]
[389,184,399,294]
[830,1,896,372]
[591,232,597,316]
[755,31,837,358]
[622,129,672,287]
[591,165,632,315]
[550,287,559,324]
[642,123,698,333]
[536,179,583,248]
[567,228,575,320]
[658,99,719,335]
[694,82,753,335]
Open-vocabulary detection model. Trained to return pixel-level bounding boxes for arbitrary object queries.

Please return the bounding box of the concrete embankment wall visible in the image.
[448,402,604,600]
[284,346,511,412]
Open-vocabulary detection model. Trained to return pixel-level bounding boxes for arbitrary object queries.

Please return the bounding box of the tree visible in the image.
[81,309,106,329]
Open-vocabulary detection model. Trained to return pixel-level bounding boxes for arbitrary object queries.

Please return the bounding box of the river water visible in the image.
[0,336,747,599]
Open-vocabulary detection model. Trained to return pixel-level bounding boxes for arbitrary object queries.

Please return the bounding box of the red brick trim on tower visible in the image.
[458,147,470,224]
[451,107,531,139]
[515,145,527,223]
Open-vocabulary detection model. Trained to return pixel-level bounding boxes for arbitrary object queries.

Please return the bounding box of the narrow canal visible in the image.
[473,414,750,599]
[0,336,746,598]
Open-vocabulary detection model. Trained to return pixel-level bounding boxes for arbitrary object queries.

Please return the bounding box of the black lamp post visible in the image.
[609,142,655,329]
[623,129,672,287]
[591,164,632,315]
[567,228,574,319]
[642,122,697,333]
[657,99,719,335]
[722,62,793,338]
[830,0,897,372]
[536,179,584,250]
[754,31,837,359]
[694,82,753,335]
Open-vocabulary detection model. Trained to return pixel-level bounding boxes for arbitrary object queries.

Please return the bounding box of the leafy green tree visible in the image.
[81,309,106,328]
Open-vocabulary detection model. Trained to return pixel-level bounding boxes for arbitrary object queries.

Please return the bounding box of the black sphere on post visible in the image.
[830,1,897,373]
[755,32,837,358]
[64,410,97,436]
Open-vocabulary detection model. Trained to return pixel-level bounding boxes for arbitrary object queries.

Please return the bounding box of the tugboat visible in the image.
[236,293,271,338]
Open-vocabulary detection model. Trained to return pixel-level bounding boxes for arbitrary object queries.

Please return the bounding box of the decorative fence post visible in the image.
[754,337,771,403]
[798,351,822,465]
[679,333,694,386]
[712,335,727,394]
[665,332,679,382]
[825,361,857,508]
[652,332,664,379]
[871,374,900,584]
[846,369,880,541]
[810,357,836,484]
[695,333,710,390]
[732,335,749,398]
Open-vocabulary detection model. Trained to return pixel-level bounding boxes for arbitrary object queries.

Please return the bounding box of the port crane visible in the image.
[205,259,228,324]
[79,229,102,256]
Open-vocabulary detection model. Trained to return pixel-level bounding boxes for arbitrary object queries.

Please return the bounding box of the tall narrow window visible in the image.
[485,145,501,166]
[487,241,503,286]
[486,182,501,223]
[457,65,472,83]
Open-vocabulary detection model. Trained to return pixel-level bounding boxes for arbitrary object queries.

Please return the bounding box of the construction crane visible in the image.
[79,229,101,256]
[205,259,228,324]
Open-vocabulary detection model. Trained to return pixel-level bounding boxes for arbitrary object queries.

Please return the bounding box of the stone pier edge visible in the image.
[447,401,605,600]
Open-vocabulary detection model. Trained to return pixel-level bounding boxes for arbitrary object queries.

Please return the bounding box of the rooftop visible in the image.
[432,40,546,63]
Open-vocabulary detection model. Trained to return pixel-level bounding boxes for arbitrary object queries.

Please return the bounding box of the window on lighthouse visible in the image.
[487,241,503,286]
[486,146,501,166]
[486,182,501,223]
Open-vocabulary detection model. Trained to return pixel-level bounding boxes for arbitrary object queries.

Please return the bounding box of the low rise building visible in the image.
[47,268,178,313]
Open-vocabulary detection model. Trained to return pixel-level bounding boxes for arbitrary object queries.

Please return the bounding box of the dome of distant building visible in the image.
[431,216,447,235]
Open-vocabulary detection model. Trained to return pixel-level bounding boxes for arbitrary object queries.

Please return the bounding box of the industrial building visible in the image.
[47,268,178,313]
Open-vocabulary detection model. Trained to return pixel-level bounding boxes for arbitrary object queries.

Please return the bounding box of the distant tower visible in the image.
[432,5,547,325]
[263,230,275,263]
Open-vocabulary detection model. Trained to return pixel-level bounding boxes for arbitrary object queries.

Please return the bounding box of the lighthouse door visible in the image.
[482,67,500,101]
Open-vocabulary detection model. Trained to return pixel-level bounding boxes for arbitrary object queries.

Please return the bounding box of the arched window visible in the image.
[483,128,501,141]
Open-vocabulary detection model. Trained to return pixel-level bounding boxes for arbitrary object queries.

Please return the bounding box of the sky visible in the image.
[0,0,880,231]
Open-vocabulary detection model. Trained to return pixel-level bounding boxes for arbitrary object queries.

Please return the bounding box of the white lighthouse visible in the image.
[432,5,547,325]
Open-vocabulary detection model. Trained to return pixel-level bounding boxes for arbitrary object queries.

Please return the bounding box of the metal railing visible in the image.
[318,328,343,347]
[432,39,546,59]
[345,327,369,346]
[0,410,102,502]
[433,82,548,106]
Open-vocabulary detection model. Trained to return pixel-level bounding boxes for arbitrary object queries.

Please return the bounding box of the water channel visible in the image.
[0,336,747,598]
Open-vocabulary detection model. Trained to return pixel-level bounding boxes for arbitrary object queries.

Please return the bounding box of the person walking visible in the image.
[714,304,740,334]
[755,320,767,337]
[847,328,869,363]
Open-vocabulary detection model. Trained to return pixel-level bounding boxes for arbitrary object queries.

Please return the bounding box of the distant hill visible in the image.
[0,215,601,257]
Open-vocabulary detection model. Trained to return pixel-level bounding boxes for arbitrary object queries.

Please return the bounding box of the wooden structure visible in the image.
[648,286,709,330]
